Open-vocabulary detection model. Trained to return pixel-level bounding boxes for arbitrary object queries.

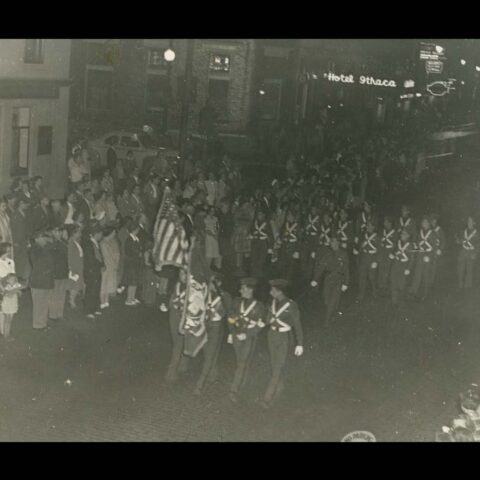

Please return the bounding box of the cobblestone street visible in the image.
[0,267,479,441]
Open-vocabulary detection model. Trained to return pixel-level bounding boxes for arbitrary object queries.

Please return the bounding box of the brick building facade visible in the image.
[69,39,257,139]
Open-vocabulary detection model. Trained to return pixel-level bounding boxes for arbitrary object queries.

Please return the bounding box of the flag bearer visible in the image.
[378,215,397,294]
[165,268,189,383]
[227,277,265,403]
[248,209,274,279]
[457,216,479,290]
[195,272,231,394]
[310,236,349,326]
[409,216,437,299]
[390,230,415,306]
[261,279,303,409]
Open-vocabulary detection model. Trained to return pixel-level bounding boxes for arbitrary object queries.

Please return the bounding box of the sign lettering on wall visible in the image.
[323,72,397,88]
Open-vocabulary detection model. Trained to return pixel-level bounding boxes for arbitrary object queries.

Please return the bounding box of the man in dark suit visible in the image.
[31,196,53,234]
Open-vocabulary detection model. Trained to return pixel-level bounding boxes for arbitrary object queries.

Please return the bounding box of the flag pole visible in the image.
[179,235,195,335]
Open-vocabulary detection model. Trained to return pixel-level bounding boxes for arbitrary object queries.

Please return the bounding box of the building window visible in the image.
[24,39,44,64]
[37,126,53,155]
[208,79,229,118]
[85,67,113,110]
[145,74,170,113]
[147,49,167,70]
[209,54,231,73]
[86,42,120,66]
[12,107,31,173]
[258,80,282,120]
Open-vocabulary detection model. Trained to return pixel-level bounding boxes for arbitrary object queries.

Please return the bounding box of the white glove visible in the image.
[423,256,430,263]
[341,284,348,292]
[310,280,318,288]
[371,262,378,269]
[294,346,304,356]
[437,249,442,256]
[236,333,247,341]
[388,253,395,260]
[293,251,300,259]
[311,251,316,259]
[354,236,359,243]
[404,269,410,276]
[271,257,278,263]
[227,334,233,344]
[257,320,265,328]
[267,248,273,254]
[353,248,359,255]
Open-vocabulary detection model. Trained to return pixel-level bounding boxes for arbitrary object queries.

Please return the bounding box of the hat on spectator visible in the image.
[240,277,257,288]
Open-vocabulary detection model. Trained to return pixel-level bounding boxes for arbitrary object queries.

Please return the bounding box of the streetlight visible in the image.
[163,48,176,62]
[476,66,480,72]
[461,59,467,66]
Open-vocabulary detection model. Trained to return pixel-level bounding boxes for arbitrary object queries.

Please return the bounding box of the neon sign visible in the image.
[426,79,456,97]
[323,72,397,88]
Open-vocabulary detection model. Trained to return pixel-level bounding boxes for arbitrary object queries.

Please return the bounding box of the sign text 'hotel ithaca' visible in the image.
[323,72,397,88]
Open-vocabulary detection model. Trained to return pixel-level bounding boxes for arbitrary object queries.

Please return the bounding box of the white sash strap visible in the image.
[285,223,298,243]
[269,300,291,332]
[382,229,395,249]
[252,222,269,240]
[362,233,377,254]
[319,225,331,246]
[463,229,477,250]
[418,230,433,252]
[306,215,319,236]
[394,241,410,262]
[241,300,259,328]
[360,212,368,232]
[207,294,222,322]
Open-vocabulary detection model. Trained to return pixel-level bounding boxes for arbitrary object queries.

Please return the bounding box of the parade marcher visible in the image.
[311,211,334,283]
[301,204,321,280]
[48,226,69,322]
[261,279,303,408]
[390,229,415,306]
[83,224,104,319]
[67,226,84,309]
[227,277,265,403]
[311,236,349,326]
[29,229,55,330]
[409,216,437,300]
[354,219,379,300]
[378,215,397,294]
[248,209,274,279]
[336,207,354,252]
[457,216,479,290]
[430,213,446,287]
[354,200,372,247]
[397,204,417,242]
[194,272,232,395]
[276,209,301,283]
[165,268,190,383]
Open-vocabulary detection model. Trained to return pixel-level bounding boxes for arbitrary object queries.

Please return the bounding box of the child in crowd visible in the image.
[0,273,22,341]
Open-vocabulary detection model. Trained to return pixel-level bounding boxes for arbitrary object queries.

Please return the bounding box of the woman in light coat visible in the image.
[100,226,120,308]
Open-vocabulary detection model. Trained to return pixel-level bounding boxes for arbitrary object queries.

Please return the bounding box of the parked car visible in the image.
[88,130,180,173]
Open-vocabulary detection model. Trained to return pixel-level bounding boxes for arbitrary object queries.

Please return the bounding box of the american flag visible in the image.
[152,186,189,270]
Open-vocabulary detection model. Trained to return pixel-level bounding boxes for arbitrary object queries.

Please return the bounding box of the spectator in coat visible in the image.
[31,196,52,234]
[0,198,13,244]
[83,224,104,319]
[10,198,31,282]
[30,176,45,205]
[67,226,84,309]
[29,229,55,330]
[123,222,143,306]
[100,226,120,309]
[49,226,69,321]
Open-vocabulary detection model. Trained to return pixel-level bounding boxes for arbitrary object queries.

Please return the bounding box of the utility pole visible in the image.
[179,39,195,181]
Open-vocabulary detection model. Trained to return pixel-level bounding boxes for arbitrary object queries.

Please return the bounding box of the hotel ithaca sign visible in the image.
[323,72,397,88]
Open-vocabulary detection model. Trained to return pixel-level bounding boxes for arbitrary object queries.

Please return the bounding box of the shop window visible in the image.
[148,49,167,69]
[37,126,53,155]
[24,40,44,64]
[208,79,229,118]
[209,54,230,73]
[85,67,113,110]
[258,80,282,120]
[12,107,30,174]
[86,42,119,66]
[145,74,169,113]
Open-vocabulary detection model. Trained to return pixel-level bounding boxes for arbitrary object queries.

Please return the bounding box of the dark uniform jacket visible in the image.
[266,297,303,346]
[228,297,265,338]
[313,247,350,285]
[390,239,416,272]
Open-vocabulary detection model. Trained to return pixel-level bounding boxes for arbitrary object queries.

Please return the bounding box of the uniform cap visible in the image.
[240,277,257,288]
[269,279,289,289]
